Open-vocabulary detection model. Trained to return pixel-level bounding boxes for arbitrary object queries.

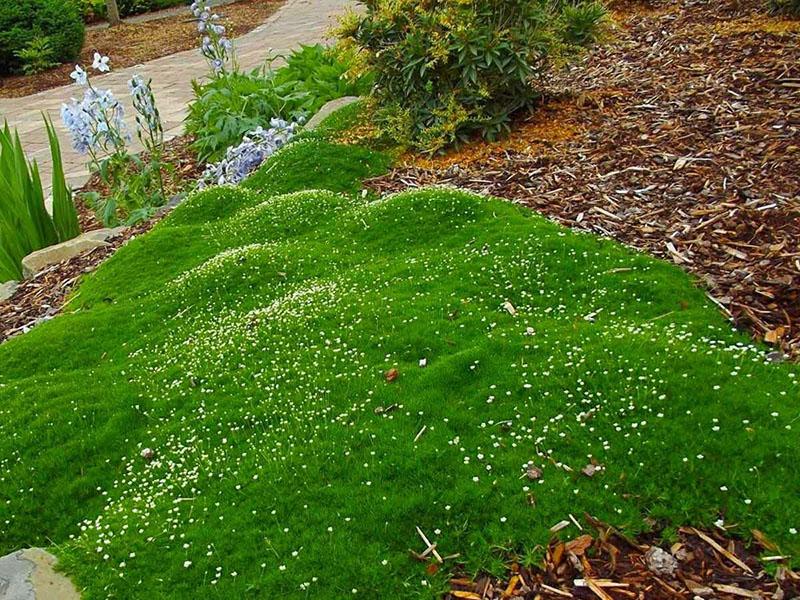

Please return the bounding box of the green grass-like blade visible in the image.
[45,115,80,242]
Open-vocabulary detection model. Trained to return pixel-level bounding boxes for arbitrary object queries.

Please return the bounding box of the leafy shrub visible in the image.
[80,0,188,21]
[0,0,85,75]
[0,119,79,282]
[338,0,606,153]
[78,0,107,22]
[770,0,800,16]
[559,0,609,47]
[14,37,58,75]
[186,44,372,161]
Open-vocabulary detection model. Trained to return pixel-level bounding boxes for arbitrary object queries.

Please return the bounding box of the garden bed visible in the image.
[0,135,201,342]
[0,0,284,98]
[0,132,798,599]
[445,523,800,599]
[365,0,800,358]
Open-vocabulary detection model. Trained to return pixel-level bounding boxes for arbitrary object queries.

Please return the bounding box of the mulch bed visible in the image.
[0,221,155,342]
[0,134,202,343]
[365,0,800,358]
[440,518,800,599]
[0,0,285,98]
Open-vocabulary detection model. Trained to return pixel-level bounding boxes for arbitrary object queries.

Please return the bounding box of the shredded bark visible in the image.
[0,221,154,343]
[0,0,285,98]
[442,519,800,599]
[365,0,800,358]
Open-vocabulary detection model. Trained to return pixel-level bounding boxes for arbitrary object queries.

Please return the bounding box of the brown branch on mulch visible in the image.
[0,135,202,343]
[364,0,800,358]
[0,0,285,98]
[441,518,800,599]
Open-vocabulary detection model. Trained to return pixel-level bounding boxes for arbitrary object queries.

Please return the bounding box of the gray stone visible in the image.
[305,96,362,130]
[21,236,110,279]
[80,227,127,243]
[0,548,79,600]
[0,281,19,303]
[645,546,678,577]
[154,193,187,217]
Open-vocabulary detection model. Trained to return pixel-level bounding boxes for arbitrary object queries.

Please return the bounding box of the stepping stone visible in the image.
[0,548,79,599]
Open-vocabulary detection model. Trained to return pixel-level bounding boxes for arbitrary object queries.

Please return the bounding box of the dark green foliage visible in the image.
[770,0,800,16]
[0,120,79,281]
[14,37,58,75]
[185,45,372,161]
[79,0,188,22]
[338,0,607,153]
[559,0,609,47]
[0,0,85,75]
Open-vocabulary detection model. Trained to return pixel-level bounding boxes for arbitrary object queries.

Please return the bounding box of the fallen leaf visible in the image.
[385,368,399,382]
[764,327,785,344]
[581,464,600,477]
[526,465,543,480]
[565,534,594,556]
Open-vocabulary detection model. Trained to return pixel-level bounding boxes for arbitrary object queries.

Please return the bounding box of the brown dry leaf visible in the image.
[751,529,779,552]
[581,464,600,477]
[565,534,595,557]
[551,542,565,567]
[451,592,481,600]
[526,465,543,480]
[384,368,399,382]
[764,327,785,344]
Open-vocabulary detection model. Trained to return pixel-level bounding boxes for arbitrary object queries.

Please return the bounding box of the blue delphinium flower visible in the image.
[70,65,88,85]
[198,120,300,189]
[191,1,235,76]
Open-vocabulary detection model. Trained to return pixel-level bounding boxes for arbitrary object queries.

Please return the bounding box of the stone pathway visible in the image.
[0,548,79,600]
[0,0,353,194]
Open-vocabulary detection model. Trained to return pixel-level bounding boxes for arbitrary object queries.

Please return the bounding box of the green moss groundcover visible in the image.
[0,122,798,598]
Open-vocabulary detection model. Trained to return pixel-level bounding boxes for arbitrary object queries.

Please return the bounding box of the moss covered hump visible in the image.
[0,133,797,598]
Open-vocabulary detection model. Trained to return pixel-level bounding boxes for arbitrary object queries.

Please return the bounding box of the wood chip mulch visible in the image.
[364,0,800,358]
[440,517,800,599]
[0,134,202,343]
[0,0,285,98]
[0,220,155,343]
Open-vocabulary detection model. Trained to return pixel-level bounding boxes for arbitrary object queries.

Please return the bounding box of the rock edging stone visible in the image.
[21,227,127,279]
[305,96,362,131]
[0,281,19,303]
